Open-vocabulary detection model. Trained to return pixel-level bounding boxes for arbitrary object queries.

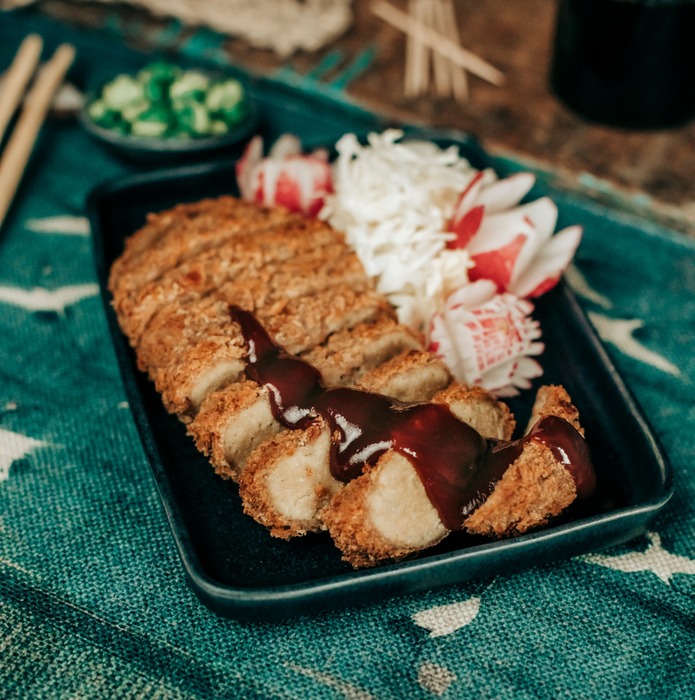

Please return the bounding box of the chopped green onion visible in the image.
[169,71,210,100]
[89,62,250,140]
[205,79,244,111]
[175,101,210,136]
[101,75,145,108]
[131,119,168,137]
[208,119,229,136]
[120,99,150,122]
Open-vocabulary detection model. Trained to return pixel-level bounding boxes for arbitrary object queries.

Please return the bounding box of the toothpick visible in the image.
[404,0,419,96]
[437,0,469,102]
[428,0,451,97]
[372,0,505,86]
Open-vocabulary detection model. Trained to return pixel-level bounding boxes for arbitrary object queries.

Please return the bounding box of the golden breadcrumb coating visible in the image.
[157,337,247,419]
[136,297,235,374]
[238,420,340,539]
[463,440,577,538]
[115,219,353,342]
[356,349,451,402]
[109,197,302,304]
[302,316,423,389]
[260,286,393,355]
[527,384,584,436]
[432,384,516,441]
[187,381,280,481]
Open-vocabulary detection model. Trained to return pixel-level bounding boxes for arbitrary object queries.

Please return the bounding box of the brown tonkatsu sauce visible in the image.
[230,306,595,531]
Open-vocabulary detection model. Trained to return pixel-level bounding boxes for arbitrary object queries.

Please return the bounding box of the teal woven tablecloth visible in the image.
[1,10,693,699]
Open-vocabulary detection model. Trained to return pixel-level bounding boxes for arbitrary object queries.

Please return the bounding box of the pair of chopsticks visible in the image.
[0,35,75,229]
[372,0,504,102]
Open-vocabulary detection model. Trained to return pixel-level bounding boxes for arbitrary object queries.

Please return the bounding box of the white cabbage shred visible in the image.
[322,129,495,331]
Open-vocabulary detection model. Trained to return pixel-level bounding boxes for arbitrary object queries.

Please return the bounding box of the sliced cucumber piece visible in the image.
[169,71,210,101]
[101,75,145,109]
[174,100,211,136]
[131,119,168,137]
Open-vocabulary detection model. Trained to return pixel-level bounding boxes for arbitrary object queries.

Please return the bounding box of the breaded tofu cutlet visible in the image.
[237,369,513,540]
[109,197,303,305]
[323,385,586,568]
[116,219,355,342]
[109,196,597,569]
[188,314,426,483]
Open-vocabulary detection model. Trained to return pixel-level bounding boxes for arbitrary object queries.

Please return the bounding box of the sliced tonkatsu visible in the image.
[109,195,597,569]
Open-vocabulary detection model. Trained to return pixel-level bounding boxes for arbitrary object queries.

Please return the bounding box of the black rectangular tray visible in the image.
[88,143,672,621]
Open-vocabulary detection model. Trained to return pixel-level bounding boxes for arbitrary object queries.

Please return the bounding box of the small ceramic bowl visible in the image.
[79,73,259,165]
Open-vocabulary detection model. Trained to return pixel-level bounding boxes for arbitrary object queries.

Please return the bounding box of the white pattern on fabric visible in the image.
[0,427,46,482]
[579,532,695,585]
[0,283,99,313]
[412,596,481,638]
[24,216,91,236]
[285,662,375,699]
[588,312,680,376]
[565,265,613,309]
[417,661,457,696]
[0,556,38,578]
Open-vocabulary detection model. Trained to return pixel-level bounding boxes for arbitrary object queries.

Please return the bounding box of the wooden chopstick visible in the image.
[0,43,75,229]
[0,34,43,146]
[372,0,505,87]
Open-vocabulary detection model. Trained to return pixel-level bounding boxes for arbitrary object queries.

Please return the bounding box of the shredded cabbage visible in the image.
[322,130,495,331]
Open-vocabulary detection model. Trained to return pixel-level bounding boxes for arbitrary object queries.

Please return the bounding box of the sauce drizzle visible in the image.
[231,306,596,531]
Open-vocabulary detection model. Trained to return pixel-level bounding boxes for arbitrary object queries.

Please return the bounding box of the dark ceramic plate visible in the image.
[88,135,672,621]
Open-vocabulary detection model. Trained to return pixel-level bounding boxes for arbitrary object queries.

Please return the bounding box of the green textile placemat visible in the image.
[0,9,693,700]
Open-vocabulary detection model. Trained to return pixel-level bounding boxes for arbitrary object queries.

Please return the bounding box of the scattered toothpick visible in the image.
[372,0,504,103]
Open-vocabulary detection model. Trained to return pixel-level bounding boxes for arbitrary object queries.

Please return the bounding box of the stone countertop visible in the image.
[38,0,695,236]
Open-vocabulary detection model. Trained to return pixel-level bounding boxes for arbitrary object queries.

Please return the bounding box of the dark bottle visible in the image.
[550,0,695,129]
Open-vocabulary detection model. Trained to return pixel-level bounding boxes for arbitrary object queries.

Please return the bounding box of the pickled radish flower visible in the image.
[428,280,544,396]
[447,172,582,298]
[236,135,333,217]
